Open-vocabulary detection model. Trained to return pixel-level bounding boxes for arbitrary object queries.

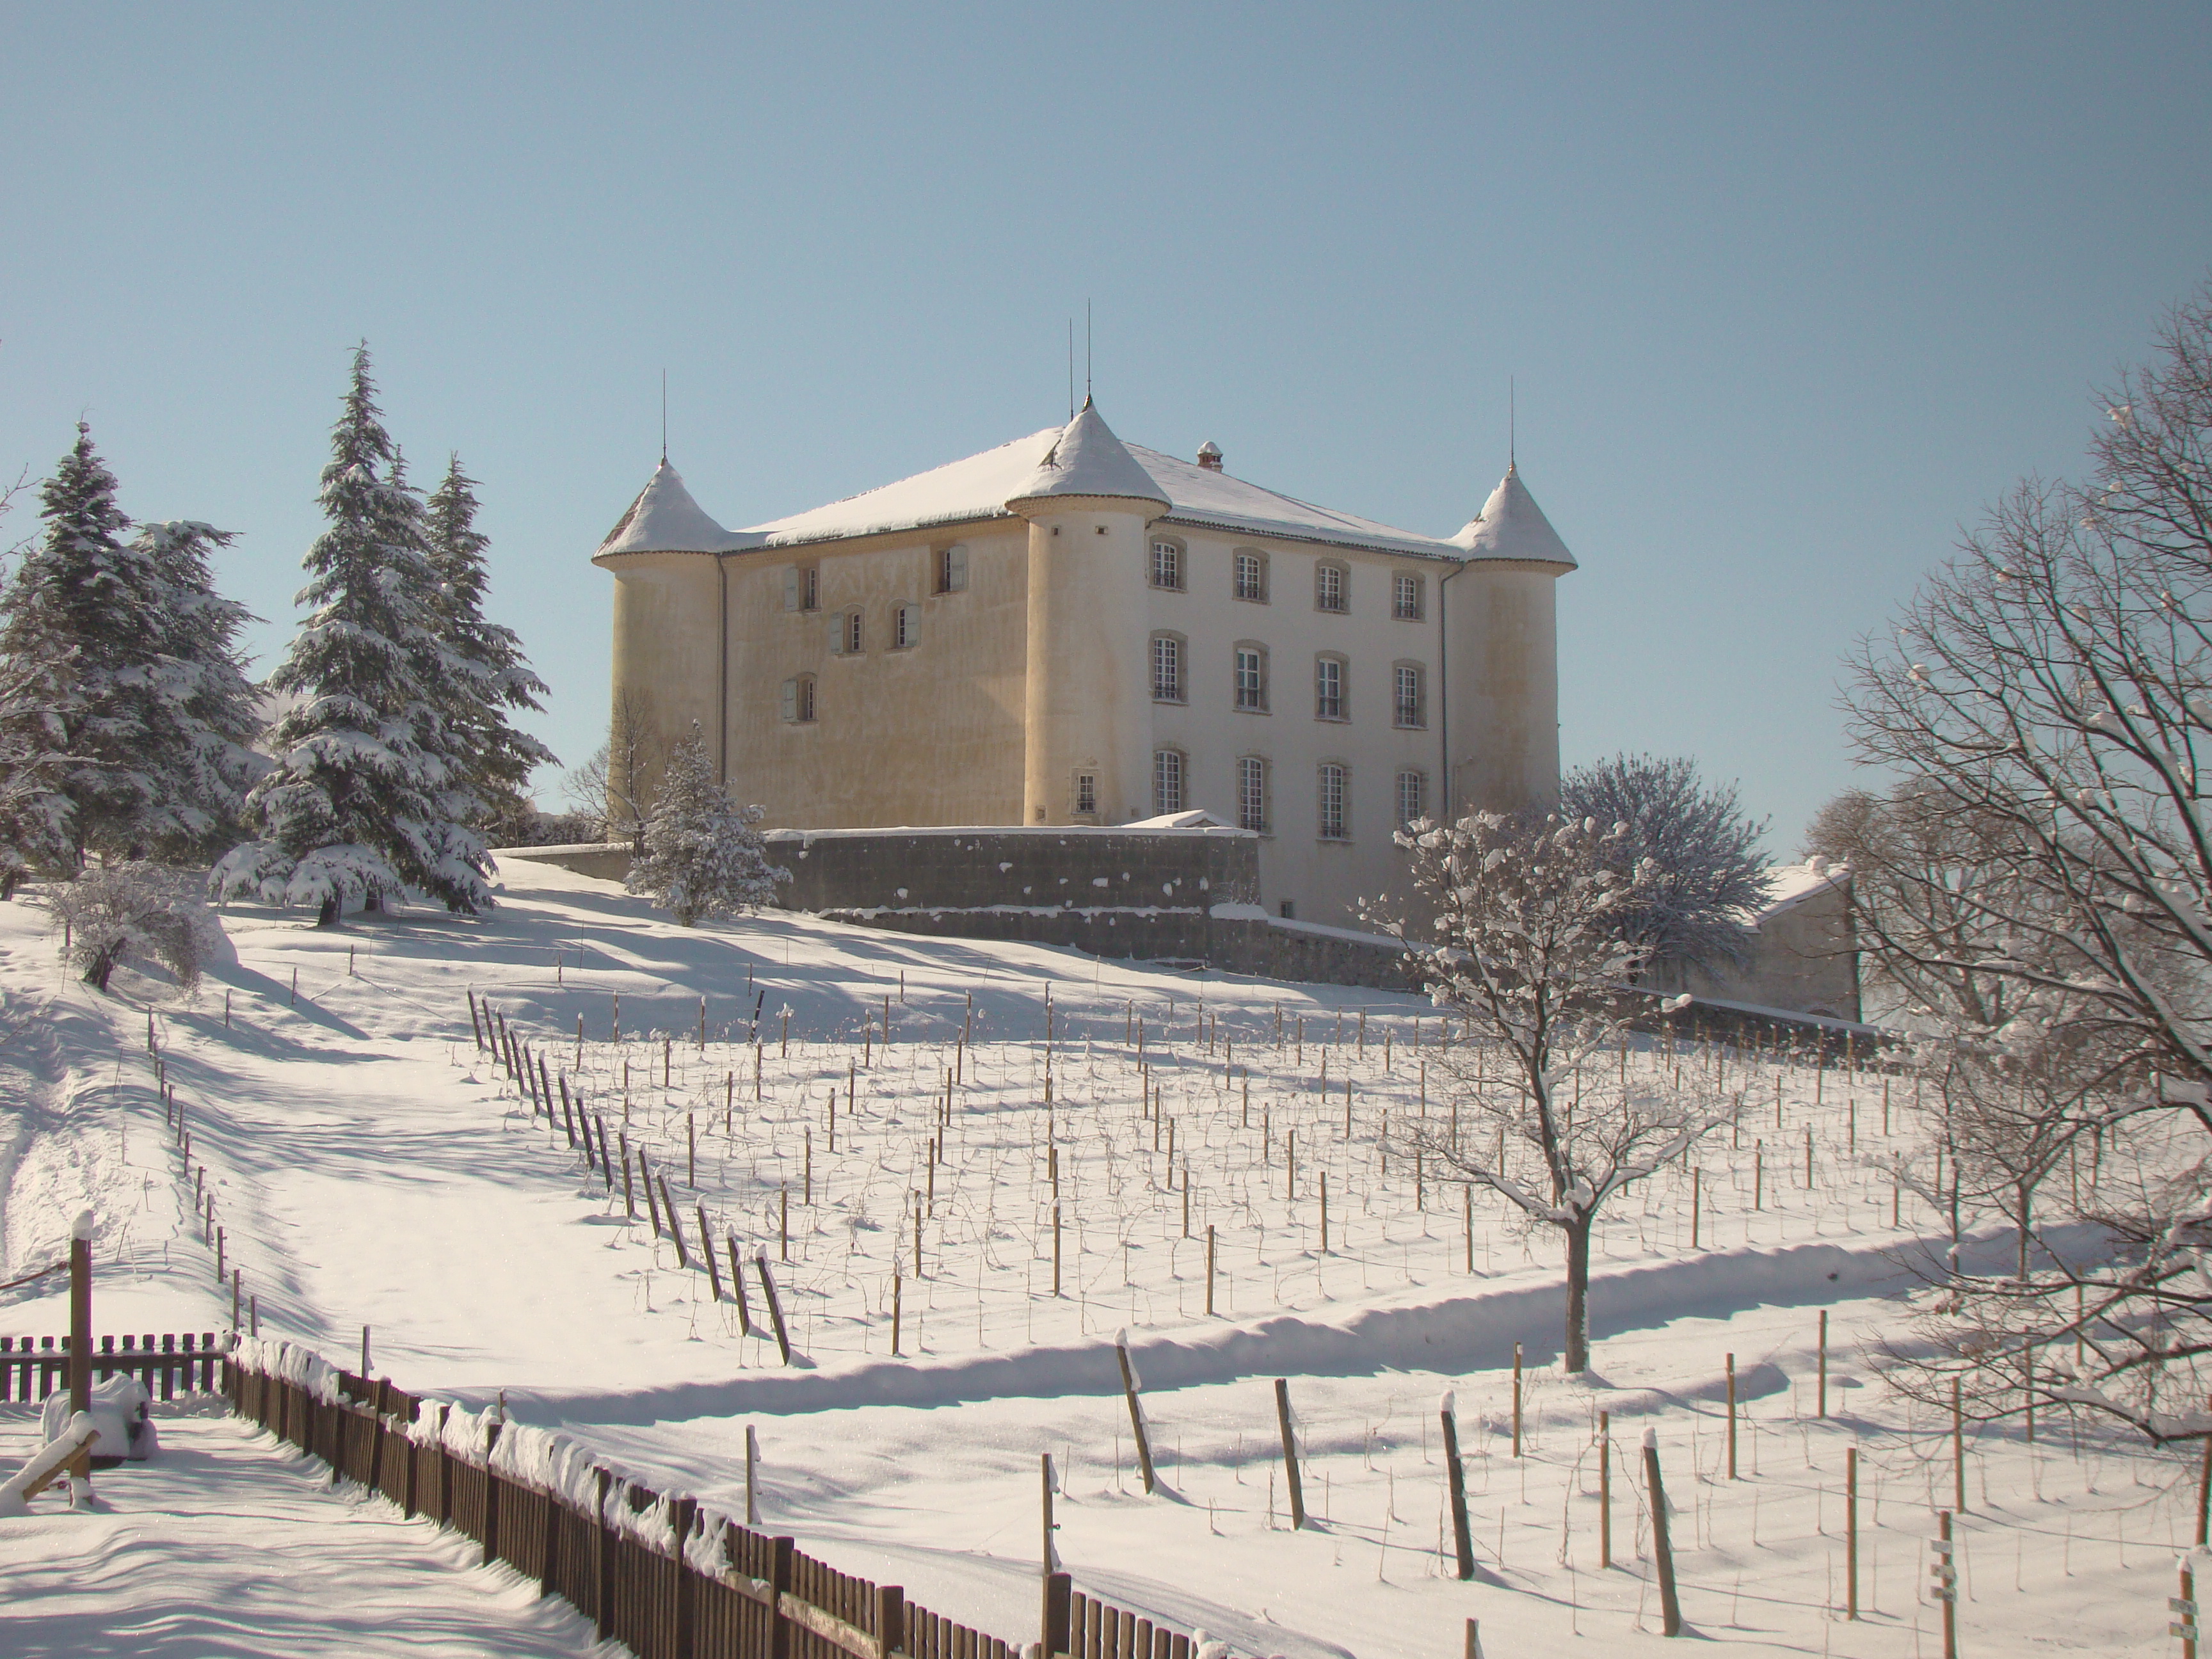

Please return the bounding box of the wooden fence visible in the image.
[227,1349,1061,1659]
[1,1332,223,1403]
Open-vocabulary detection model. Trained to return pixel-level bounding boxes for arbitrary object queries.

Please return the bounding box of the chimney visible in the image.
[1196,440,1223,472]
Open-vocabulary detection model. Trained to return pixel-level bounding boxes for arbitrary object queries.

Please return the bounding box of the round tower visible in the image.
[591,459,749,809]
[1443,463,1578,817]
[1005,401,1173,826]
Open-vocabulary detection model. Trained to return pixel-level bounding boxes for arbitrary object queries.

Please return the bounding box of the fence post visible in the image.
[769,1535,796,1659]
[483,1420,504,1567]
[593,1468,614,1641]
[1041,1569,1072,1658]
[756,1256,793,1365]
[538,1470,561,1599]
[671,1495,698,1658]
[874,1583,904,1659]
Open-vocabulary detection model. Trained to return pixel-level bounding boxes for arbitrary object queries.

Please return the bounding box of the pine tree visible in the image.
[0,425,260,864]
[424,454,554,840]
[216,347,492,924]
[625,724,788,926]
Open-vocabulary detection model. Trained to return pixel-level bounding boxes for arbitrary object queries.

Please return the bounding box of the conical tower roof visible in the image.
[1448,463,1577,569]
[597,459,749,556]
[1004,399,1171,514]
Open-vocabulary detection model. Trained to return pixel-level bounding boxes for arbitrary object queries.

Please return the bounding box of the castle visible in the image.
[593,401,1574,929]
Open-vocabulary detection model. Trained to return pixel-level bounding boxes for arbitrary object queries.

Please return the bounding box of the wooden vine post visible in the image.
[1115,1331,1156,1495]
[1440,1390,1473,1579]
[1643,1429,1682,1637]
[1274,1376,1306,1529]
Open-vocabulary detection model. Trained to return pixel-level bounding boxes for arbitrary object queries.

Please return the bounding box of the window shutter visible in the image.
[779,679,797,721]
[948,545,968,591]
[902,605,919,647]
[783,568,799,611]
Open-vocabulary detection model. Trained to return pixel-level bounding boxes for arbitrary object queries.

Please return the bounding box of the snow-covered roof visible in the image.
[1747,858,1850,927]
[1004,401,1171,513]
[597,460,755,556]
[715,413,1503,561]
[1447,463,1578,569]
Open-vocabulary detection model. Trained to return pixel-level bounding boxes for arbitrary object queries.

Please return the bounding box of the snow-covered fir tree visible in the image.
[0,425,262,865]
[216,348,492,925]
[625,724,788,926]
[424,454,554,840]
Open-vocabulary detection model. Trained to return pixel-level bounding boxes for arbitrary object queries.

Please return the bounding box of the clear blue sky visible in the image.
[4,3,2208,851]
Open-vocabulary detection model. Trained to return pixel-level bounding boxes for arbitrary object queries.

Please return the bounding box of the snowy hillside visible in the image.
[0,860,2197,1657]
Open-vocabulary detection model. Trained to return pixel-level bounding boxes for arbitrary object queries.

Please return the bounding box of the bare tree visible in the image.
[1561,752,1771,979]
[1366,810,1737,1372]
[46,863,209,992]
[1841,278,2212,1441]
[561,687,657,851]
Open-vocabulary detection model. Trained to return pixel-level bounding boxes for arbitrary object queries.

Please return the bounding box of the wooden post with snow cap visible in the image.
[1115,1329,1156,1495]
[66,1211,92,1501]
[698,1207,723,1301]
[1643,1427,1682,1635]
[1441,1390,1474,1580]
[2175,1555,2199,1659]
[756,1254,792,1364]
[1274,1377,1306,1528]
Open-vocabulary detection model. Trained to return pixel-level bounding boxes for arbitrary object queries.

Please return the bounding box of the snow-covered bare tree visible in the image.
[0,426,261,864]
[1365,810,1736,1372]
[424,454,554,842]
[47,862,209,992]
[1559,753,1770,979]
[625,723,788,926]
[216,348,493,926]
[1841,278,2212,1443]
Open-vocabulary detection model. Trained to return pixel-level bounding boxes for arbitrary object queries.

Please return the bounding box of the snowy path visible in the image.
[0,1402,616,1657]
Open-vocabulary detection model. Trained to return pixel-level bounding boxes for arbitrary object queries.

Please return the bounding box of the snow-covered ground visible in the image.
[0,860,2197,1656]
[0,1401,615,1656]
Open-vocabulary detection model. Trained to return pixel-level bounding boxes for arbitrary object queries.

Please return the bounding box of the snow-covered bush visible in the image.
[625,723,788,927]
[47,862,211,991]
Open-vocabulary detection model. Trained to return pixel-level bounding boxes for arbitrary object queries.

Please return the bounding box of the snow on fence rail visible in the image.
[1,1331,222,1402]
[225,1340,1200,1659]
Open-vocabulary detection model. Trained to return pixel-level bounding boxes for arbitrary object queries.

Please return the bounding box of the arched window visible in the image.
[1233,549,1269,602]
[1234,643,1269,711]
[1151,632,1185,702]
[1150,538,1186,591]
[1315,561,1349,614]
[1153,748,1186,815]
[1395,768,1427,827]
[1315,653,1348,721]
[1393,661,1426,728]
[1318,762,1349,840]
[893,602,919,649]
[1237,755,1269,833]
[1392,572,1425,620]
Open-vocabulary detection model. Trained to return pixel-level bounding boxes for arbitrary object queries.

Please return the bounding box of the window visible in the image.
[779,675,817,723]
[1393,572,1425,620]
[1237,755,1269,833]
[1318,763,1348,839]
[1075,772,1098,816]
[894,604,918,649]
[1150,540,1184,591]
[830,609,863,654]
[783,565,820,612]
[1395,769,1426,827]
[934,545,969,594]
[1153,748,1185,815]
[1279,899,1296,920]
[1393,662,1425,728]
[1315,562,1347,613]
[1315,655,1346,721]
[1234,645,1268,711]
[1233,550,1269,602]
[1151,634,1184,702]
